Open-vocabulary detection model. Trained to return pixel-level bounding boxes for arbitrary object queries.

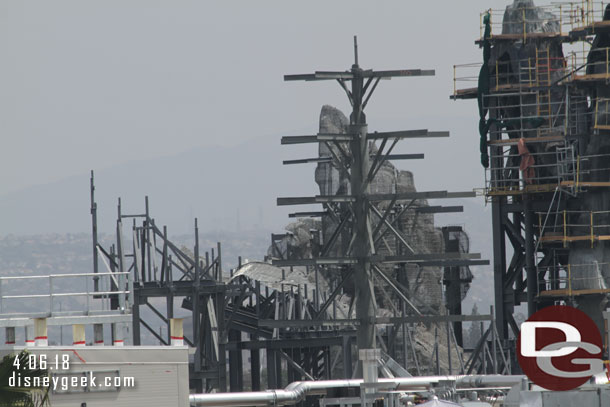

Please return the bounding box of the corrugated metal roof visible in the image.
[230,261,328,293]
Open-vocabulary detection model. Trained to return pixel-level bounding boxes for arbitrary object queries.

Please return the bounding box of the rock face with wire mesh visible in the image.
[269,105,471,374]
[502,0,559,34]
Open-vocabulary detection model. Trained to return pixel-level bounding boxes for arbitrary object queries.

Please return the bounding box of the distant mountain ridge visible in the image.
[0,134,316,235]
[0,129,495,313]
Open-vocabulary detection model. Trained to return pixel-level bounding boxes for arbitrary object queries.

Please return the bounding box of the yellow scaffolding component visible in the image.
[564,210,568,248]
[537,261,610,298]
[537,209,610,245]
[477,2,607,41]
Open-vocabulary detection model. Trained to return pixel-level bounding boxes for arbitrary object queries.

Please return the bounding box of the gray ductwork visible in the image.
[189,375,525,406]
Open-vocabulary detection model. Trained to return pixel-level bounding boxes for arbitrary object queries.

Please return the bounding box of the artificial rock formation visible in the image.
[491,0,610,333]
[314,105,449,312]
[269,105,470,374]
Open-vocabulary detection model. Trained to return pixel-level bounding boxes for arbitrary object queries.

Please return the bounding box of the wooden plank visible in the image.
[487,135,565,146]
[570,20,610,37]
[450,87,478,100]
[571,73,610,82]
[475,32,569,45]
[538,288,610,298]
[488,181,610,196]
[540,234,610,243]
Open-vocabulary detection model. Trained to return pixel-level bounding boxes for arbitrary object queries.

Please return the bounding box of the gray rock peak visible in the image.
[502,0,559,34]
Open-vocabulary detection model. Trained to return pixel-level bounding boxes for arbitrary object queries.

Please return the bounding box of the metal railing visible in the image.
[454,45,610,97]
[538,262,609,295]
[0,271,131,317]
[486,145,610,196]
[482,92,578,138]
[479,2,606,41]
[594,97,610,129]
[486,146,577,194]
[537,209,610,245]
[453,52,568,95]
[567,46,610,79]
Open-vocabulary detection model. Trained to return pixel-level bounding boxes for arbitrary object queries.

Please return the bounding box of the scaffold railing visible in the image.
[537,208,610,245]
[454,45,610,97]
[453,57,566,95]
[566,46,610,80]
[479,1,606,41]
[453,51,570,96]
[485,150,610,196]
[482,92,578,138]
[486,145,576,195]
[480,94,608,141]
[594,97,610,129]
[537,262,609,296]
[0,271,132,318]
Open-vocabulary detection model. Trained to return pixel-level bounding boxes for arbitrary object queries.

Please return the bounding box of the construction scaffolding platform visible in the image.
[537,261,610,297]
[539,287,610,297]
[474,1,606,44]
[570,18,610,37]
[537,209,610,246]
[452,0,610,360]
[452,46,610,97]
[483,149,610,198]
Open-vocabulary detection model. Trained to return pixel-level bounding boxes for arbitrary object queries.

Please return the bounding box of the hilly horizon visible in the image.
[0,132,318,235]
[0,115,495,313]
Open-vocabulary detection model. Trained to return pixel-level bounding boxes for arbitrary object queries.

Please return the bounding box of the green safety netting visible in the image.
[478,12,492,168]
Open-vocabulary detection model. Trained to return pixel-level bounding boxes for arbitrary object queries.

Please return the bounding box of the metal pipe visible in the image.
[188,375,525,406]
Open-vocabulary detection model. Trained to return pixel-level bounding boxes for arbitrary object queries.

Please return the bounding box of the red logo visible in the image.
[517,305,603,390]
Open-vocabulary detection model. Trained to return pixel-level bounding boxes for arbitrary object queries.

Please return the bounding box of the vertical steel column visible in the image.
[250,338,261,390]
[524,197,537,316]
[349,57,376,352]
[442,227,464,346]
[193,219,201,373]
[267,348,277,389]
[215,290,227,392]
[228,331,243,390]
[491,198,508,340]
[90,171,99,293]
[132,289,141,345]
[351,125,375,352]
[342,335,353,378]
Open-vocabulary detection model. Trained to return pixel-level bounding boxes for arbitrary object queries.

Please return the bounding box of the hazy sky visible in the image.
[1,0,512,195]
